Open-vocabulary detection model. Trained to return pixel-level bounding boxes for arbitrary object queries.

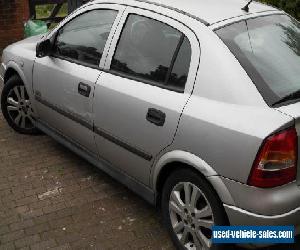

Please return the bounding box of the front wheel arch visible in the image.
[4,67,19,84]
[1,75,40,135]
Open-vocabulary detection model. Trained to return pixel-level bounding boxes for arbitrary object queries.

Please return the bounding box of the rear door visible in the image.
[93,8,200,185]
[33,5,125,154]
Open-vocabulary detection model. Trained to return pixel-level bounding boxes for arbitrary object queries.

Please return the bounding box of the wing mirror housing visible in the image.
[36,39,53,58]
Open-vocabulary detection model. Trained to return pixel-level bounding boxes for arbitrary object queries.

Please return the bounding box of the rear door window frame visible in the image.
[103,6,201,94]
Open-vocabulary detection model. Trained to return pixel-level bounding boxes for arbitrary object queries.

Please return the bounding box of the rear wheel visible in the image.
[1,75,39,134]
[161,169,228,250]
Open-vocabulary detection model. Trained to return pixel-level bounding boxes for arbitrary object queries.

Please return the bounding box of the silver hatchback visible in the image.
[1,0,300,249]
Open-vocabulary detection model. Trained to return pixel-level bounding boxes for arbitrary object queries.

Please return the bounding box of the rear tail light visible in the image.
[248,127,297,188]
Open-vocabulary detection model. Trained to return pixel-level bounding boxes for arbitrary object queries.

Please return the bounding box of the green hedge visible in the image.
[260,0,300,19]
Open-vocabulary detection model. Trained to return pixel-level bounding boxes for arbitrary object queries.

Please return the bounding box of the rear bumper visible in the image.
[224,204,300,235]
[217,177,300,236]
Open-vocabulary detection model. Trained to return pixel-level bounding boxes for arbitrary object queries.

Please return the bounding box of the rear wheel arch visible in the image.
[156,161,199,205]
[153,151,235,207]
[153,151,217,194]
[156,161,218,205]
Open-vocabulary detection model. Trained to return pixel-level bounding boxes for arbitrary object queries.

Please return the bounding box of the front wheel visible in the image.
[1,75,39,134]
[161,169,228,250]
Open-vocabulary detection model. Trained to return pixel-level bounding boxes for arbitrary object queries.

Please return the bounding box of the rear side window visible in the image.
[54,9,118,66]
[110,14,191,92]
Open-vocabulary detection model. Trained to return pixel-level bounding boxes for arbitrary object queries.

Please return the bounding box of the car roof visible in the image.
[93,0,277,25]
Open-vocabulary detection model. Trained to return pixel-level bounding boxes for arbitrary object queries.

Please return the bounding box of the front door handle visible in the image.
[146,108,166,126]
[78,82,91,97]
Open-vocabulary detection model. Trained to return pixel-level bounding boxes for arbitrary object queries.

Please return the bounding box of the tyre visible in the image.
[161,169,229,250]
[1,75,39,134]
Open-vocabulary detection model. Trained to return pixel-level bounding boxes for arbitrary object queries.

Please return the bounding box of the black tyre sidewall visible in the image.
[1,76,39,135]
[161,169,229,250]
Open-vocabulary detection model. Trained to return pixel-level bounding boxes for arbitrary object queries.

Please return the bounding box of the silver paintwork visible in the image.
[221,178,300,215]
[276,103,300,185]
[224,204,300,233]
[94,6,200,185]
[1,0,300,243]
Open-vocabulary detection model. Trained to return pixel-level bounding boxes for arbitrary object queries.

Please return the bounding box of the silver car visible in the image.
[1,0,300,249]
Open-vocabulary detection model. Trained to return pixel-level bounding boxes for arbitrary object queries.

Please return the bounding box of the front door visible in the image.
[33,6,124,154]
[93,8,200,185]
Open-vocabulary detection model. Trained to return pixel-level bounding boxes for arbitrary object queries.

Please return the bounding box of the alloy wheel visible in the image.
[169,182,214,250]
[6,85,35,129]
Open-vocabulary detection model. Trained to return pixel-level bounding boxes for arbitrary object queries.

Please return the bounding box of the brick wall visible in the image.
[0,0,29,53]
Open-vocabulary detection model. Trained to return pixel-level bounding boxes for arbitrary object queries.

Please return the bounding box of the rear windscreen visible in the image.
[216,15,300,106]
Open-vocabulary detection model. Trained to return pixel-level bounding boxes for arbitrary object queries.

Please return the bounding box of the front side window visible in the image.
[111,14,191,91]
[54,9,118,66]
[216,15,300,106]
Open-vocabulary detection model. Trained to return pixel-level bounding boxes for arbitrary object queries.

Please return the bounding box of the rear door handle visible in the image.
[78,82,91,97]
[146,108,166,126]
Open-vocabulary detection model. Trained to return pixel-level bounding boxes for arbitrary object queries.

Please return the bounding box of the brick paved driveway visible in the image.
[0,89,174,249]
[0,85,299,250]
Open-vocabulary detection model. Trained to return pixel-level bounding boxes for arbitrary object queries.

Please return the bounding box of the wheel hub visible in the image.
[21,105,27,113]
[186,214,193,225]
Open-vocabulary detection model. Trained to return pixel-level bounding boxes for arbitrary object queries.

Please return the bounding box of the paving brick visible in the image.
[47,231,79,245]
[49,216,73,229]
[20,208,44,220]
[25,222,50,235]
[49,244,71,250]
[9,219,34,231]
[0,215,19,226]
[16,195,38,207]
[0,229,24,243]
[31,239,57,250]
[0,242,15,250]
[0,225,10,235]
[14,234,40,248]
[15,205,29,214]
[42,202,66,215]
[33,213,57,225]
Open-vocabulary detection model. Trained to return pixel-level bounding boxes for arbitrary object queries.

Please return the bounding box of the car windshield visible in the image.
[216,15,300,106]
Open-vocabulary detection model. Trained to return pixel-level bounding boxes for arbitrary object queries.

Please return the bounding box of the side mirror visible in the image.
[36,39,52,58]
